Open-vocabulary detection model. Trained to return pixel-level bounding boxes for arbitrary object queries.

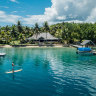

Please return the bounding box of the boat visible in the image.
[0,53,6,56]
[76,47,96,55]
[74,40,96,55]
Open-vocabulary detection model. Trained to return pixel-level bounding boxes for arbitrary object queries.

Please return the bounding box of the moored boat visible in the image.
[76,47,96,55]
[0,53,6,56]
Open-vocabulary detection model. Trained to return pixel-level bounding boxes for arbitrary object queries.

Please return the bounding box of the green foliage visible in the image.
[0,21,96,45]
[17,21,23,34]
[34,23,40,37]
[43,21,50,32]
[10,41,20,45]
[50,22,96,43]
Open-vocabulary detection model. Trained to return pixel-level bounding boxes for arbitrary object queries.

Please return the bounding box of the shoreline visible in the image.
[0,44,73,48]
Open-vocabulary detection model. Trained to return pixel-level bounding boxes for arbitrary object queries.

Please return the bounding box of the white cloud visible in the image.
[22,0,96,25]
[0,6,9,8]
[10,0,19,3]
[0,11,21,24]
[11,11,18,13]
[1,0,96,25]
[23,15,46,25]
[86,8,96,23]
[57,16,66,20]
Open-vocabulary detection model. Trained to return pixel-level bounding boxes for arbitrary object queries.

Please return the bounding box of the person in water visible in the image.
[12,62,14,72]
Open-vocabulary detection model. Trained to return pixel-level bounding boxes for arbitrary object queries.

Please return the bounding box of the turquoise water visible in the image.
[0,48,96,96]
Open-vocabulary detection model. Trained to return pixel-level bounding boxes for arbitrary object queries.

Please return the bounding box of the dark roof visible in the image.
[81,40,95,45]
[27,32,58,40]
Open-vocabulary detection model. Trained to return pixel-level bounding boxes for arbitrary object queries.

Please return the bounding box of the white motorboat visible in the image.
[0,53,6,56]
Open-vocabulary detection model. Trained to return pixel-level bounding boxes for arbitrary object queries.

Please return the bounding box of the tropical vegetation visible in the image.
[0,21,96,45]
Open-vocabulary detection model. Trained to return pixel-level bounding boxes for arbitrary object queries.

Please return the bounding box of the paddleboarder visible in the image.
[12,62,14,72]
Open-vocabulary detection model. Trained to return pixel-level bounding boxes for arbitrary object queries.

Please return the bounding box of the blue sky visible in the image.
[0,0,51,26]
[0,0,51,15]
[0,0,96,26]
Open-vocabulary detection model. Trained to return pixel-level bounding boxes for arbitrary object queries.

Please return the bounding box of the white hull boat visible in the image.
[0,53,6,56]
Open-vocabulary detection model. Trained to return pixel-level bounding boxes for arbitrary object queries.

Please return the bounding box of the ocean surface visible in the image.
[0,47,96,96]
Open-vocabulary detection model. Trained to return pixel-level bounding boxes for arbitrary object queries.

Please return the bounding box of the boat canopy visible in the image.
[78,47,92,51]
[81,40,95,46]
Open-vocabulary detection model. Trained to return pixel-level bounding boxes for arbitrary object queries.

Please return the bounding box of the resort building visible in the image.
[27,32,59,43]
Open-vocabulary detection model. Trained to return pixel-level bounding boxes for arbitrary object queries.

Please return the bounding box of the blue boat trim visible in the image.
[78,47,92,52]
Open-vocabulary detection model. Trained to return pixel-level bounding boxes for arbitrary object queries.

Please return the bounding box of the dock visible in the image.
[72,45,82,48]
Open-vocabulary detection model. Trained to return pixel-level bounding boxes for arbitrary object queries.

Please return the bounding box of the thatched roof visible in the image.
[27,32,58,41]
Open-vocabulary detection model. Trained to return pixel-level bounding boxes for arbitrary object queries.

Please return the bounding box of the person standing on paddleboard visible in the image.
[12,62,14,72]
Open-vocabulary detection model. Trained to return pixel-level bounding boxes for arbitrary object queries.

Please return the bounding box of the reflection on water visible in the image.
[0,48,96,96]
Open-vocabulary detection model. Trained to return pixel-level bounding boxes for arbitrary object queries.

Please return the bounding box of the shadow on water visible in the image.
[76,55,96,67]
[0,56,6,75]
[12,72,15,80]
[0,57,5,65]
[76,55,94,61]
[34,56,40,67]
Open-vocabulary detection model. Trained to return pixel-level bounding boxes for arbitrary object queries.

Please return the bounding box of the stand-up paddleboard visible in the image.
[5,69,22,74]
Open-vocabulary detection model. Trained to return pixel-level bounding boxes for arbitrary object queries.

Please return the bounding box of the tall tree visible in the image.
[11,25,17,39]
[34,23,40,40]
[25,26,31,37]
[17,21,23,34]
[43,21,50,43]
[5,25,10,32]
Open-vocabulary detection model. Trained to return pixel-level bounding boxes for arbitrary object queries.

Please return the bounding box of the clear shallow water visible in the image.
[0,48,96,96]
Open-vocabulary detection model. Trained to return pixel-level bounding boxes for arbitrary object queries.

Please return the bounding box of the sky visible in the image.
[0,0,96,26]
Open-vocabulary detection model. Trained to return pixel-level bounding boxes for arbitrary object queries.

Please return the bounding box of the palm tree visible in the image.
[5,25,10,32]
[18,33,25,43]
[34,23,40,43]
[11,25,17,39]
[43,21,50,43]
[25,26,30,37]
[17,21,23,34]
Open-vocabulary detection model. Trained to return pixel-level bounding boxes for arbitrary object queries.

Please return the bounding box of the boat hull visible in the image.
[0,53,6,56]
[76,52,93,55]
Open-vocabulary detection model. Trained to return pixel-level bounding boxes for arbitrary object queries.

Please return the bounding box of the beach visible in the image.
[0,44,71,48]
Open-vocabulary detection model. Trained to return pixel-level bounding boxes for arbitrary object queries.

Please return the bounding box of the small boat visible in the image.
[92,50,96,55]
[0,53,6,56]
[76,47,96,55]
[73,40,96,56]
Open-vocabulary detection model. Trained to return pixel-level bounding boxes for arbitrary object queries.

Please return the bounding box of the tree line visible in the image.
[0,21,96,45]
